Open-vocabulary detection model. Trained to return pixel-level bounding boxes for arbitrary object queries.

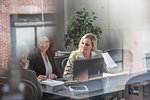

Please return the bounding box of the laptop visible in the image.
[73,58,104,81]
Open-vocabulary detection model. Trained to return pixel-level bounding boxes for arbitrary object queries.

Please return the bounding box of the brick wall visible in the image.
[0,0,56,69]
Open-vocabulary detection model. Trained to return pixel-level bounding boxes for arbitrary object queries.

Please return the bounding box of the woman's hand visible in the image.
[48,74,57,80]
[37,75,47,82]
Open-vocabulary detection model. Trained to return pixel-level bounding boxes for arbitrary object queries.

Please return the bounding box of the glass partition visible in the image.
[0,0,150,99]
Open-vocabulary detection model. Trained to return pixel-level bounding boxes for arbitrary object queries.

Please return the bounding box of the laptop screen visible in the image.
[73,58,104,81]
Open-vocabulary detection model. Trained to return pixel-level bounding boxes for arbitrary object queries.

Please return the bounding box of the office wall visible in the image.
[64,0,150,51]
[54,0,66,51]
[0,0,56,69]
[63,0,150,72]
[64,0,123,51]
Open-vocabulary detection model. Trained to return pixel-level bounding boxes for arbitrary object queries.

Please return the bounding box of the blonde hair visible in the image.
[72,33,97,60]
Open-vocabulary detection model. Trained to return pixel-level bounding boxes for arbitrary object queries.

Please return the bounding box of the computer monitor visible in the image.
[73,58,104,81]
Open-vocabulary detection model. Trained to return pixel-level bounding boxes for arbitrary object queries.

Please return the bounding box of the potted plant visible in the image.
[64,8,102,49]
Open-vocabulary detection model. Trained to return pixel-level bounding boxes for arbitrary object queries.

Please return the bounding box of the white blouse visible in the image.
[42,55,53,77]
[78,51,97,59]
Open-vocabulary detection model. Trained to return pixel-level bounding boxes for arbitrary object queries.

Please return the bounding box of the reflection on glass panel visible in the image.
[16,27,35,48]
[37,26,55,39]
[1,0,150,99]
[16,27,35,59]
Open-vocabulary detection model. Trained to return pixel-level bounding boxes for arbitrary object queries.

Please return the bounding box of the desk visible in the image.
[54,55,69,59]
[41,73,137,99]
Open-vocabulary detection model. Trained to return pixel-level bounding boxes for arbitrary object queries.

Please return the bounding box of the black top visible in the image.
[29,51,60,78]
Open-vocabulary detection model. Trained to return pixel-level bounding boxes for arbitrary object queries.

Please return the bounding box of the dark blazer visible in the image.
[29,52,60,78]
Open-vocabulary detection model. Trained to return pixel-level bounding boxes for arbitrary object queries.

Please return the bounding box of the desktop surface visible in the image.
[41,72,136,99]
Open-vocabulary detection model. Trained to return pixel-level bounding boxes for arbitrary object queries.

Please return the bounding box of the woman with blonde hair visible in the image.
[63,33,103,79]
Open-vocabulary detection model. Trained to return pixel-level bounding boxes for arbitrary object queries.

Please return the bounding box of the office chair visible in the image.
[104,48,132,73]
[0,76,38,100]
[0,76,8,100]
[54,56,69,77]
[61,58,68,74]
[145,53,150,70]
[125,72,150,100]
[105,49,124,73]
[21,79,38,100]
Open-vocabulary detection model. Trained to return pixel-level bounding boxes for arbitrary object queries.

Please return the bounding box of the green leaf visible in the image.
[64,7,102,49]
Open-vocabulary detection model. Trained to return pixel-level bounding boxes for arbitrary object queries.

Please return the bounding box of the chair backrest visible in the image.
[21,79,38,100]
[105,49,124,73]
[0,76,8,100]
[125,72,150,100]
[61,58,68,73]
[145,53,150,69]
[105,48,132,73]
[0,76,38,100]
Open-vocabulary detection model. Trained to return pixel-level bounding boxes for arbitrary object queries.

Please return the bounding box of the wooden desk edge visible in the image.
[54,55,69,59]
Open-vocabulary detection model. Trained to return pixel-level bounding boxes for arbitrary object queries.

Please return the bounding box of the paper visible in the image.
[103,73,114,77]
[103,72,129,77]
[41,79,64,86]
[102,52,117,68]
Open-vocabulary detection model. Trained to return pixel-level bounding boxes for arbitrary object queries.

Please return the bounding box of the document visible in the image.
[41,79,64,86]
[103,72,129,77]
[102,52,117,68]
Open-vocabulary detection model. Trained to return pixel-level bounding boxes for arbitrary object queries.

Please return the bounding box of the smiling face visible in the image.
[38,36,50,53]
[80,38,93,54]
